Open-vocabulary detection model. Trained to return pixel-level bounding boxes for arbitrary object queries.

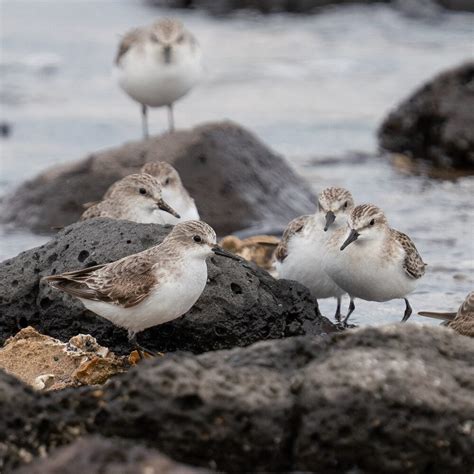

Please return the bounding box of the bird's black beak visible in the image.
[340,229,359,251]
[324,211,336,232]
[157,198,180,218]
[212,246,241,261]
[163,45,172,63]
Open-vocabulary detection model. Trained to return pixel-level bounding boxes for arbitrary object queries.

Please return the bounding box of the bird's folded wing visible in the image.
[392,229,426,279]
[44,254,156,308]
[115,28,144,65]
[275,215,310,262]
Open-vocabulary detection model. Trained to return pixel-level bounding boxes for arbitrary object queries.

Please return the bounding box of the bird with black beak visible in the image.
[275,187,355,322]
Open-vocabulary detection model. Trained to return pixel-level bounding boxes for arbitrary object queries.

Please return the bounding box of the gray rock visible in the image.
[143,0,474,14]
[0,121,316,236]
[13,436,208,474]
[0,218,335,354]
[2,325,473,472]
[145,0,389,14]
[379,62,474,171]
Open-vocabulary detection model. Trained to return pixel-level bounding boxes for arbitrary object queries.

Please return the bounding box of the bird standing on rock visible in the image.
[115,18,202,138]
[43,221,240,356]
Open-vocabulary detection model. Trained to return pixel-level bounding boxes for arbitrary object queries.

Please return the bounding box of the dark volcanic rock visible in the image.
[145,0,389,14]
[2,326,474,472]
[144,0,474,14]
[0,121,316,236]
[379,62,474,172]
[13,436,208,474]
[0,218,334,354]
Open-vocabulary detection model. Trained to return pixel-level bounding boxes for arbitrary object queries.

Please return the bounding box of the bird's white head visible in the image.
[340,204,388,250]
[317,187,355,231]
[150,18,197,64]
[106,173,180,218]
[141,162,184,191]
[165,220,239,262]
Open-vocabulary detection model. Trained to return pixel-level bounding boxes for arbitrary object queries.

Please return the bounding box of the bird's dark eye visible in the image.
[370,219,375,226]
[164,178,170,186]
[193,235,202,243]
[344,202,348,208]
[139,188,147,195]
[177,34,185,43]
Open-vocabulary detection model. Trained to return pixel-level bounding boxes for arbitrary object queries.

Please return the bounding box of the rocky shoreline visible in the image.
[144,0,474,14]
[1,325,473,472]
[1,62,474,473]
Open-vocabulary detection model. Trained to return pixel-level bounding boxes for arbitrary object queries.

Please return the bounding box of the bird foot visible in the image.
[336,321,358,330]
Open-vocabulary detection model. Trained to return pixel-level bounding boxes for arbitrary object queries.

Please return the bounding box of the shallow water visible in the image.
[1,0,473,324]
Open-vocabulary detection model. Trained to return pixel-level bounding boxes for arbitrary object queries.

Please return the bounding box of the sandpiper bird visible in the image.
[326,204,426,326]
[140,161,200,224]
[43,221,239,355]
[275,187,355,321]
[81,173,180,224]
[419,291,474,337]
[115,18,202,138]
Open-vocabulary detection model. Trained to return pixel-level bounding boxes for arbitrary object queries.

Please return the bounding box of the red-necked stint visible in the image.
[326,204,426,326]
[43,221,239,355]
[140,161,200,224]
[275,187,355,321]
[81,173,179,224]
[115,18,202,137]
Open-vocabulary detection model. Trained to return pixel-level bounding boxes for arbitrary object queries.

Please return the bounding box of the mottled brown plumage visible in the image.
[44,253,157,308]
[81,173,178,223]
[449,291,474,337]
[390,229,426,279]
[43,220,217,310]
[275,215,310,263]
[115,19,187,65]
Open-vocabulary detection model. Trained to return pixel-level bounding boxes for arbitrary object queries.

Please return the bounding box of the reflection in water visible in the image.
[1,0,473,324]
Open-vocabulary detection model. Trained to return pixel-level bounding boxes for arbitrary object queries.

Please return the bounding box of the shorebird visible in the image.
[43,221,239,355]
[419,291,474,337]
[275,187,355,321]
[140,161,199,224]
[115,18,202,138]
[326,204,426,326]
[81,173,179,224]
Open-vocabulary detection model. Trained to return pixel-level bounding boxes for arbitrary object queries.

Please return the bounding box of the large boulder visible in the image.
[0,121,316,236]
[13,436,208,474]
[145,0,388,14]
[144,0,474,13]
[0,218,335,355]
[378,62,474,173]
[2,325,473,472]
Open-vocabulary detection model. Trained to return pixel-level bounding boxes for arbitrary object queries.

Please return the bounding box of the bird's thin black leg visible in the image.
[141,104,149,140]
[402,298,412,322]
[341,297,355,327]
[334,296,342,322]
[167,104,175,133]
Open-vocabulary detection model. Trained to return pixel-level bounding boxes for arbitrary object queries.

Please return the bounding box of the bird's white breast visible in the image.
[116,42,202,107]
[278,226,345,299]
[326,235,417,302]
[158,187,200,224]
[80,257,208,334]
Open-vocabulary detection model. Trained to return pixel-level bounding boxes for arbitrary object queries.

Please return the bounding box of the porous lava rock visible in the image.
[2,325,473,473]
[13,436,208,474]
[0,218,334,354]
